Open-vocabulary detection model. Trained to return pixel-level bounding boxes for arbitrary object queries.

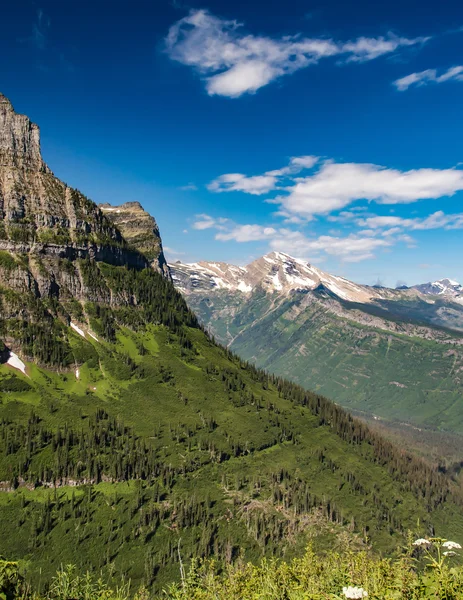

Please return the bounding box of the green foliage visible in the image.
[1,255,462,593]
[163,542,463,600]
[37,228,71,245]
[2,542,463,599]
[0,376,32,393]
[0,253,16,272]
[0,559,22,600]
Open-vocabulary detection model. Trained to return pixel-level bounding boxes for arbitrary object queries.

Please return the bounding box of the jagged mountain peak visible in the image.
[0,92,48,172]
[411,277,463,301]
[99,201,170,277]
[0,93,14,110]
[170,251,384,303]
[0,92,130,254]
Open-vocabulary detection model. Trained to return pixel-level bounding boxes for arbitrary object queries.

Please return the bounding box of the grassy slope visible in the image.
[188,291,463,435]
[1,319,463,591]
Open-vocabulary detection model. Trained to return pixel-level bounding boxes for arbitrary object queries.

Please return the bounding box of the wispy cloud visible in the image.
[394,65,463,91]
[209,159,463,218]
[270,231,392,262]
[281,162,463,217]
[179,183,198,191]
[192,214,230,230]
[19,8,75,73]
[357,210,463,231]
[19,9,50,50]
[191,214,398,262]
[165,9,429,97]
[216,224,277,242]
[207,155,318,194]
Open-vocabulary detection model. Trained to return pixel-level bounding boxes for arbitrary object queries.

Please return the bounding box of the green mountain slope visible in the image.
[1,94,462,592]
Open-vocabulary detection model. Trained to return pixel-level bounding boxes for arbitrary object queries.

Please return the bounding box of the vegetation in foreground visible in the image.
[2,538,463,599]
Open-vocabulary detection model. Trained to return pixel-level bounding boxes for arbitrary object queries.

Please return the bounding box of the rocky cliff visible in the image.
[0,93,174,361]
[99,201,170,277]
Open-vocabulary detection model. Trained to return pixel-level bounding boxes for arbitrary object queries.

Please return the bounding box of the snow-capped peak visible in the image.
[170,251,384,303]
[411,278,463,297]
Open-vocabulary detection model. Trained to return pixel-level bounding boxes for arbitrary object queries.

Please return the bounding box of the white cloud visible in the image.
[192,214,230,230]
[208,155,318,194]
[289,155,319,169]
[208,159,463,217]
[394,65,463,91]
[179,183,198,191]
[196,214,394,262]
[164,246,185,256]
[165,9,428,97]
[357,210,463,231]
[342,35,427,63]
[216,224,277,242]
[280,162,463,217]
[269,231,392,262]
[207,172,278,195]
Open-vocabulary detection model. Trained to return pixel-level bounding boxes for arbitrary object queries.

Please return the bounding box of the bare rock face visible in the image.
[0,93,152,310]
[0,93,172,362]
[0,93,48,172]
[99,201,170,278]
[0,92,129,250]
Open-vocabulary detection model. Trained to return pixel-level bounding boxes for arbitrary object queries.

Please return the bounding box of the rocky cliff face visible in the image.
[0,93,48,172]
[0,93,176,359]
[99,201,170,278]
[0,92,130,250]
[0,93,151,302]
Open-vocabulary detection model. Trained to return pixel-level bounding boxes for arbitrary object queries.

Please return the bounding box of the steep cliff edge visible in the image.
[99,201,170,277]
[0,94,168,361]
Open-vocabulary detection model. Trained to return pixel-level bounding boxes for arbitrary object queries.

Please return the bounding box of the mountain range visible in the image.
[169,252,463,438]
[1,92,463,590]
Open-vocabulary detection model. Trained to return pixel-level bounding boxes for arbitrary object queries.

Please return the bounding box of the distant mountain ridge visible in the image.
[172,252,463,305]
[409,278,463,302]
[171,253,463,435]
[172,251,419,302]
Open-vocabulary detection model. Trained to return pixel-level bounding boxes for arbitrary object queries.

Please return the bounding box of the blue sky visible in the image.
[2,0,463,287]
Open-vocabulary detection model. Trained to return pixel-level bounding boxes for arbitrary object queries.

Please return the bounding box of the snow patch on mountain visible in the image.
[7,351,27,375]
[70,322,86,339]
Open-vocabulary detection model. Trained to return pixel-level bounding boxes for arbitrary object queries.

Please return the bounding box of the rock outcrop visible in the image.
[0,93,48,172]
[99,202,170,278]
[0,93,175,358]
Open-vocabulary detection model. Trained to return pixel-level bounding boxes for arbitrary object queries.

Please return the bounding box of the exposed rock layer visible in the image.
[99,201,170,277]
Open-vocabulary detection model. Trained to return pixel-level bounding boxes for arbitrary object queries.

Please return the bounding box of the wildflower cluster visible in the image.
[342,585,368,598]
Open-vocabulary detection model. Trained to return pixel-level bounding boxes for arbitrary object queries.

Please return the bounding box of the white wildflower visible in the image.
[413,538,431,546]
[342,586,368,599]
[442,541,462,550]
[443,551,457,557]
